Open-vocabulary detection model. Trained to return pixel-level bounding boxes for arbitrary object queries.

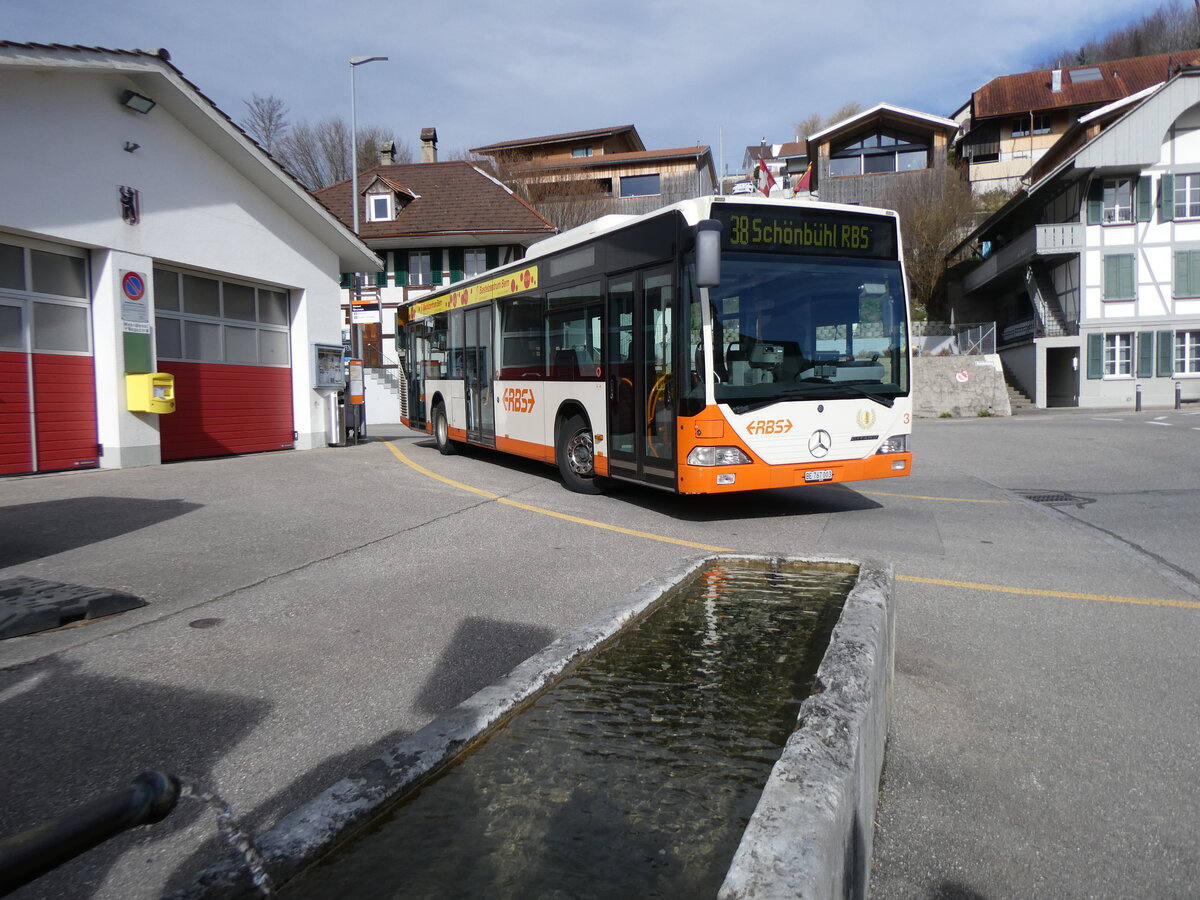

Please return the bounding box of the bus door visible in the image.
[606,266,676,488]
[463,304,494,445]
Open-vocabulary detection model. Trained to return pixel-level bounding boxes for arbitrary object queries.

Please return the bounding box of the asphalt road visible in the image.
[1,406,1198,899]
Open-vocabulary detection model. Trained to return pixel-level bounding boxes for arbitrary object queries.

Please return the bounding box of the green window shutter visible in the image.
[1086,333,1103,379]
[449,248,464,283]
[375,269,387,288]
[1104,254,1135,300]
[1160,173,1175,222]
[486,246,500,270]
[1136,175,1152,222]
[430,249,444,285]
[1086,180,1104,225]
[1137,331,1155,378]
[395,251,408,287]
[340,273,353,289]
[1158,330,1176,376]
[1175,250,1192,298]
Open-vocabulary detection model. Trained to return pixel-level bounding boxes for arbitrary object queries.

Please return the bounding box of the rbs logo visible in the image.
[746,418,793,435]
[502,387,536,414]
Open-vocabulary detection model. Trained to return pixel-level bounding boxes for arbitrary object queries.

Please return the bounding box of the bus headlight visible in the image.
[688,446,753,466]
[876,435,909,454]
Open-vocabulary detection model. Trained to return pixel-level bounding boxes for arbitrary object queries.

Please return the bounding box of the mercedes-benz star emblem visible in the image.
[808,429,832,458]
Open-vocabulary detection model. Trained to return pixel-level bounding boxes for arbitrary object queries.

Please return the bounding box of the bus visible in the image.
[395,195,912,495]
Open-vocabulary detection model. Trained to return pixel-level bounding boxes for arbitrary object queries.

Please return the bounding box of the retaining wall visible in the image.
[912,354,1012,418]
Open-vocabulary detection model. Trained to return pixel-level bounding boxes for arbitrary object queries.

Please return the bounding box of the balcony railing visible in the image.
[963,223,1084,293]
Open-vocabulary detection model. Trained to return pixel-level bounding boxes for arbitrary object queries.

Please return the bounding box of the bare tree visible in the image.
[527,174,620,231]
[242,93,289,156]
[794,112,824,141]
[1041,0,1200,68]
[883,167,976,319]
[275,118,409,189]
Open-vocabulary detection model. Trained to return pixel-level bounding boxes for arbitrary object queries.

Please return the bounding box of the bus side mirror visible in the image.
[694,219,722,288]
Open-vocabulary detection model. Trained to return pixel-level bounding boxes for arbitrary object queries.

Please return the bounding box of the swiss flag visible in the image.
[757,158,777,196]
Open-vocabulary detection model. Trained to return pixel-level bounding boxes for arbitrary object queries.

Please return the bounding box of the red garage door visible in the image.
[153,269,293,463]
[158,362,293,461]
[1,241,98,476]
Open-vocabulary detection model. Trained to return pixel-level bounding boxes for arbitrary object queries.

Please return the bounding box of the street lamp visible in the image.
[347,55,387,442]
[349,55,387,236]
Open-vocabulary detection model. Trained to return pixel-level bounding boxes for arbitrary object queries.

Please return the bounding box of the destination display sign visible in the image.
[712,205,897,260]
[410,265,539,320]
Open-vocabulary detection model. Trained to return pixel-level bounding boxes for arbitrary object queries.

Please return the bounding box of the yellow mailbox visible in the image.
[126,373,176,414]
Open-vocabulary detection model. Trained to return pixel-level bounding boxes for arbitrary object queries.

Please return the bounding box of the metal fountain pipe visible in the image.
[0,771,180,897]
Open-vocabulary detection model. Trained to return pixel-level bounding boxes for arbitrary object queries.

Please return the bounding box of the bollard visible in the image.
[0,772,179,897]
[1176,381,1183,410]
[1135,383,1142,412]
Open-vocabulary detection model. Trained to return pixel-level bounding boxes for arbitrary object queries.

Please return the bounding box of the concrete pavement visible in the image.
[1,407,1198,898]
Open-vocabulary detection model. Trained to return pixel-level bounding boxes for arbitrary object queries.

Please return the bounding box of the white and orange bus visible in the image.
[396,195,912,494]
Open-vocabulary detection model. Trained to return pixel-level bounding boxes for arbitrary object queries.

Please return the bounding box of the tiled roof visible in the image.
[313,161,555,241]
[973,51,1200,118]
[470,125,643,154]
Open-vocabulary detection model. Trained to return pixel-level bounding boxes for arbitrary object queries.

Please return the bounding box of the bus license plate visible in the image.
[804,469,834,483]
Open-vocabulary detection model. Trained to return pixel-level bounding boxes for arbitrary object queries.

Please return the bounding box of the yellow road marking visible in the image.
[384,441,733,553]
[854,488,1008,504]
[385,441,1194,610]
[898,574,1200,610]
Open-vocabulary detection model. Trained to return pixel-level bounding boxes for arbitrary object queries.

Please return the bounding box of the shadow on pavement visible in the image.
[0,498,201,568]
[395,442,884,523]
[0,656,270,900]
[415,616,556,715]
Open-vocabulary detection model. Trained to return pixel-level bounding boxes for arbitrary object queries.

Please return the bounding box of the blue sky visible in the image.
[2,0,1167,175]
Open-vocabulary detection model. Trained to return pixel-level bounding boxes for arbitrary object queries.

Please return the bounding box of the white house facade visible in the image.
[0,43,379,475]
[954,68,1200,409]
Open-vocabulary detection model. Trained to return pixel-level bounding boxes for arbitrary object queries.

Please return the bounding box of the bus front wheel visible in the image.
[433,404,456,456]
[557,414,603,494]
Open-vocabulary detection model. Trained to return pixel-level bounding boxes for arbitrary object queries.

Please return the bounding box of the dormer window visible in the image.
[367,193,394,222]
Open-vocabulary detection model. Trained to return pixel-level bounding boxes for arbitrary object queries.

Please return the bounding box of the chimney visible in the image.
[420,127,438,163]
[378,140,396,166]
[1051,69,1063,93]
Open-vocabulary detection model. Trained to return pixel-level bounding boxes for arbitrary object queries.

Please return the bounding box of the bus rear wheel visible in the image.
[432,404,456,456]
[557,414,603,494]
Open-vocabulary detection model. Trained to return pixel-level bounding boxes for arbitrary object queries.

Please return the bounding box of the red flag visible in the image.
[795,163,812,192]
[757,157,777,196]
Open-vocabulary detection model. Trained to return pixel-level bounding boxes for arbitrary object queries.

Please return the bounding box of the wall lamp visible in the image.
[120,90,156,114]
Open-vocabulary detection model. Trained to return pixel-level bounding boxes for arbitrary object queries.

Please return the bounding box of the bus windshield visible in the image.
[705,254,909,414]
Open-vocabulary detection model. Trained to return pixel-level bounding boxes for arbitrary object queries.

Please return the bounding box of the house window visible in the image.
[571,146,593,158]
[464,249,487,278]
[1177,330,1200,374]
[1103,254,1136,300]
[367,194,393,222]
[1102,178,1134,223]
[408,251,431,286]
[1104,333,1133,376]
[1012,114,1051,138]
[830,129,931,177]
[1174,174,1200,219]
[620,173,660,197]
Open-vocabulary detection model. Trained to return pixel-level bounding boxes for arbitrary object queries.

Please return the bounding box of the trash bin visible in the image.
[326,391,346,447]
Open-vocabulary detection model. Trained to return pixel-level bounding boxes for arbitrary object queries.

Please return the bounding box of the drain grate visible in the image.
[0,577,146,640]
[1015,489,1096,507]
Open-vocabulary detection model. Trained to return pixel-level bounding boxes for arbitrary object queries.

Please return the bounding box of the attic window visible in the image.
[1069,67,1103,83]
[367,193,394,222]
[571,146,594,158]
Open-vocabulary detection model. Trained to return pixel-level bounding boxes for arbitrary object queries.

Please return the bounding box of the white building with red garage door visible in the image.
[0,42,380,475]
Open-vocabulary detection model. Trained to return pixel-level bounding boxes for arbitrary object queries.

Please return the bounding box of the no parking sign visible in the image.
[121,270,149,329]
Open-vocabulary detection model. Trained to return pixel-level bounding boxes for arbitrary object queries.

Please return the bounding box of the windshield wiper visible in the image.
[727,381,896,415]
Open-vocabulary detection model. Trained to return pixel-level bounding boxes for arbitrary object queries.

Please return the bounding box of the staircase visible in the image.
[1024,263,1070,337]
